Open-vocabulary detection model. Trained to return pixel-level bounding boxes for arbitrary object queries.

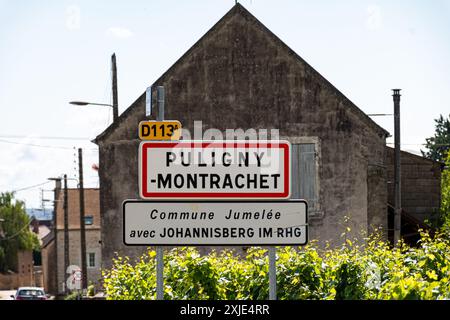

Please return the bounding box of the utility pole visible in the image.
[78,148,88,291]
[112,53,119,122]
[393,89,402,246]
[63,174,69,294]
[156,86,165,300]
[48,177,61,294]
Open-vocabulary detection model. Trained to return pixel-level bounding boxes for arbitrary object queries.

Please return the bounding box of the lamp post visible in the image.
[69,101,113,108]
[70,53,119,122]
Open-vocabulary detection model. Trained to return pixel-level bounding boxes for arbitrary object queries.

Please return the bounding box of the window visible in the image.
[84,216,93,225]
[291,140,320,215]
[88,253,95,268]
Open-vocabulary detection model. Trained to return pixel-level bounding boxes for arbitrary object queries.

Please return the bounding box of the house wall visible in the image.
[386,147,441,222]
[41,241,57,294]
[97,6,387,269]
[55,189,100,230]
[55,229,102,294]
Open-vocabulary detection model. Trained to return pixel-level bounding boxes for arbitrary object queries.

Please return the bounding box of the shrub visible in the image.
[102,231,450,300]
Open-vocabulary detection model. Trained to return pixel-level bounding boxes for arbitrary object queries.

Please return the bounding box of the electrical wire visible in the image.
[11,181,52,193]
[0,139,99,151]
[0,139,75,150]
[0,217,33,241]
[0,135,91,140]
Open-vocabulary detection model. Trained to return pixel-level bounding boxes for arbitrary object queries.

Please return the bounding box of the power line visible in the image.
[10,181,52,193]
[0,135,91,140]
[0,139,99,151]
[0,139,75,150]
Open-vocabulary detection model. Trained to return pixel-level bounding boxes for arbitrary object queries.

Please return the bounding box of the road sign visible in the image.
[123,200,307,245]
[139,120,182,141]
[66,265,82,291]
[139,140,290,199]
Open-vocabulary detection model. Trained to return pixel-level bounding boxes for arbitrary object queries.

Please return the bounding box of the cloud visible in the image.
[107,27,134,39]
[366,5,382,31]
[66,5,81,31]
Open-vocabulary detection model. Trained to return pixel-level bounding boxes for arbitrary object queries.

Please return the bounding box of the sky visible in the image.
[0,0,449,209]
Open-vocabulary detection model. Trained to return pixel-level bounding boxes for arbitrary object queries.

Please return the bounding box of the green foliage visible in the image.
[64,291,81,300]
[422,114,450,163]
[0,192,40,273]
[439,152,450,232]
[102,231,450,300]
[87,283,95,297]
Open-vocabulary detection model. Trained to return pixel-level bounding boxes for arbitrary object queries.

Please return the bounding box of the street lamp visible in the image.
[69,101,114,126]
[70,53,119,123]
[69,101,113,108]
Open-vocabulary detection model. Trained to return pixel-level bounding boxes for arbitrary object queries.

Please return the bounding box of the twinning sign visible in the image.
[124,135,308,246]
[124,200,307,245]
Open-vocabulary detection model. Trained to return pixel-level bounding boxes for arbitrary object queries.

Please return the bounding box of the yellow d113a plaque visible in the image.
[139,121,182,140]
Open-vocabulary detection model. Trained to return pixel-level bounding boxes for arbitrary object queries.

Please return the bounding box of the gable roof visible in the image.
[41,230,54,249]
[95,3,388,144]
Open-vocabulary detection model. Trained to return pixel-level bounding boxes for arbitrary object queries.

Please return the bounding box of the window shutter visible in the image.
[291,144,301,199]
[292,143,317,212]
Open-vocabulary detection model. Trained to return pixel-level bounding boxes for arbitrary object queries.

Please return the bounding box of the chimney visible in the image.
[112,53,119,122]
[52,178,62,231]
[393,89,401,246]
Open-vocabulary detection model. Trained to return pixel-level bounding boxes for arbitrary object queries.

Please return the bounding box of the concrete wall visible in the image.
[386,147,441,222]
[96,4,387,269]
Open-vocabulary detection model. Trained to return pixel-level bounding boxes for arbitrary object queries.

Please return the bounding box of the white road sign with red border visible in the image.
[139,140,291,199]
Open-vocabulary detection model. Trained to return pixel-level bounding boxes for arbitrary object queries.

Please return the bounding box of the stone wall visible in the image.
[0,251,34,290]
[386,147,442,222]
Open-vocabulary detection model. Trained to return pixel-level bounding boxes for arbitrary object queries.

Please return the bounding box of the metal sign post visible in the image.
[156,86,165,300]
[269,247,277,300]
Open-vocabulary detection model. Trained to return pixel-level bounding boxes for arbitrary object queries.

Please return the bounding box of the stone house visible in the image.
[94,4,392,269]
[41,188,101,295]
